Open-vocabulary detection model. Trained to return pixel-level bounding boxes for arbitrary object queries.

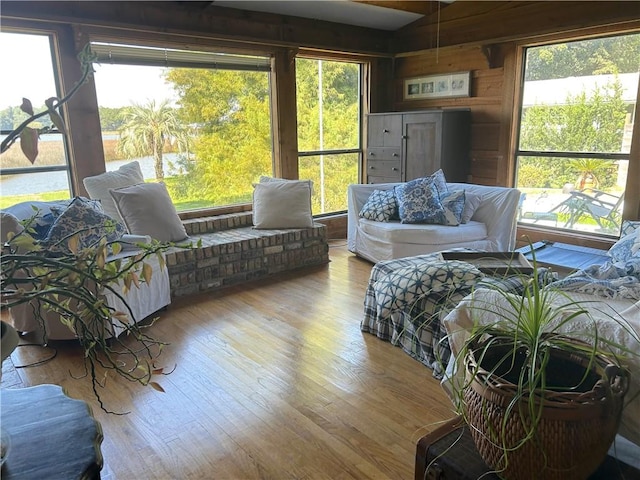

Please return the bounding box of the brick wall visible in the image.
[165,214,329,297]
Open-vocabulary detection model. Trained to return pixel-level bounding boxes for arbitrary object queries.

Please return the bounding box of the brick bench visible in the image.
[165,212,329,297]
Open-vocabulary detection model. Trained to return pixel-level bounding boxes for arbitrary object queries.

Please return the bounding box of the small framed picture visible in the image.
[404,71,471,100]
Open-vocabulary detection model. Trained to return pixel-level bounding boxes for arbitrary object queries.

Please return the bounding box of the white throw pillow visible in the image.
[83,161,145,222]
[253,180,314,229]
[461,192,483,223]
[110,182,188,242]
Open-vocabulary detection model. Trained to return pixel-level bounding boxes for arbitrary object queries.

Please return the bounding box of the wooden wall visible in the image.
[392,44,512,186]
[390,1,640,242]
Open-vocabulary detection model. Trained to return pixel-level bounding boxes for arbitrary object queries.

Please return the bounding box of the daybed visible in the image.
[363,220,639,369]
[1,199,171,341]
[347,181,521,263]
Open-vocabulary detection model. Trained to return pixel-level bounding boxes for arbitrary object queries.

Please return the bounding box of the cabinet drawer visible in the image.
[367,175,401,184]
[367,147,401,161]
[367,160,401,181]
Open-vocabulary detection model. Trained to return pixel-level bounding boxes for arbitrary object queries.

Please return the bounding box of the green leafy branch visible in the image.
[0,44,96,162]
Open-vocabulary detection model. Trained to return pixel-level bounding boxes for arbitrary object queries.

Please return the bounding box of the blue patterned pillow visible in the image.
[395,178,445,224]
[608,227,640,263]
[359,189,398,222]
[440,190,465,226]
[373,260,484,318]
[43,197,126,254]
[431,169,449,197]
[621,220,640,237]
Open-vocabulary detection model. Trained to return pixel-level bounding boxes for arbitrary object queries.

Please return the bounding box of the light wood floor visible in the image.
[1,242,454,480]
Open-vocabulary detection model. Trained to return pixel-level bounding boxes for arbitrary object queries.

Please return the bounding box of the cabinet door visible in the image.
[368,114,402,147]
[403,113,442,181]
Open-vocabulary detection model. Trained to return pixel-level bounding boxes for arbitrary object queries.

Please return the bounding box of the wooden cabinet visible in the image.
[365,109,470,184]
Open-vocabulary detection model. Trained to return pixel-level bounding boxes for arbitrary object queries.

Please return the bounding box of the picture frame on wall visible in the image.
[404,71,471,100]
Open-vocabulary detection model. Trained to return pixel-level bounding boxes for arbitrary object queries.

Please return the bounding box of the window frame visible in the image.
[295,55,364,216]
[511,29,640,241]
[0,27,74,198]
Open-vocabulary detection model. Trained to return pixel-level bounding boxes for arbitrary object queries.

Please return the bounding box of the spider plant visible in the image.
[445,259,640,479]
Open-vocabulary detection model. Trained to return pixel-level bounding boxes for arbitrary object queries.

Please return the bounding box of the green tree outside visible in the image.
[117,100,187,180]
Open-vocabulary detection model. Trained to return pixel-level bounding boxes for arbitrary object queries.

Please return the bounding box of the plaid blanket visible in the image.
[361,253,554,378]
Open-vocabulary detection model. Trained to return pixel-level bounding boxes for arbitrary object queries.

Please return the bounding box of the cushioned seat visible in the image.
[360,219,487,245]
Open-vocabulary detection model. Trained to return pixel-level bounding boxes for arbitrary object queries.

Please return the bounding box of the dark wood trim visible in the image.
[394,1,640,52]
[1,1,393,56]
[270,49,299,180]
[516,224,616,251]
[624,77,640,221]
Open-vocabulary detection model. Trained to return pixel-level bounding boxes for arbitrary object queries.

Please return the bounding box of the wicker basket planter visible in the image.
[463,338,628,480]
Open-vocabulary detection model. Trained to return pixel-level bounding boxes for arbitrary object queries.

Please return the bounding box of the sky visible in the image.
[0,31,176,110]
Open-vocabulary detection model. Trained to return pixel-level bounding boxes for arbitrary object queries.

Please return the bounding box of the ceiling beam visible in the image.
[353,1,443,16]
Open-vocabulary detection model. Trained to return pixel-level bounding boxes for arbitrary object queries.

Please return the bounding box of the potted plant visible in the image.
[444,263,639,480]
[1,220,174,412]
[0,44,184,413]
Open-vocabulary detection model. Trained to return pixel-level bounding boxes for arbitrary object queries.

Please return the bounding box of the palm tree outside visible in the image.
[117,100,187,180]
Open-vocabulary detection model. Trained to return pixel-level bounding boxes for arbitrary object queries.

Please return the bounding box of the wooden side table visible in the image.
[416,417,640,480]
[1,384,103,480]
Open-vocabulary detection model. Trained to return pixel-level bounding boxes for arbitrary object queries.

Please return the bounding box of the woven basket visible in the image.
[463,339,628,480]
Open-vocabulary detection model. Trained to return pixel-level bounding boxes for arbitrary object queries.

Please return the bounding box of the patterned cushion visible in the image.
[609,227,640,263]
[621,220,640,237]
[373,259,484,318]
[5,199,73,240]
[395,178,446,224]
[43,197,126,254]
[440,190,466,226]
[431,169,449,197]
[359,189,398,222]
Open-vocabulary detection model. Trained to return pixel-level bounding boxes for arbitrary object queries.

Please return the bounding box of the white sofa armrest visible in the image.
[448,183,521,251]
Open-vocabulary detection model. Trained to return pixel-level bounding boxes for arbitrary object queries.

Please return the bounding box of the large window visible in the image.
[0,31,71,209]
[91,42,273,212]
[515,33,639,237]
[296,58,361,215]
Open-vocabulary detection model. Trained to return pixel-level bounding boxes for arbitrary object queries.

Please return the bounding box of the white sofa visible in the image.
[2,200,171,341]
[347,182,521,263]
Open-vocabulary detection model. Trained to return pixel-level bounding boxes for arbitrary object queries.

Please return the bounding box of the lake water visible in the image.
[0,154,180,196]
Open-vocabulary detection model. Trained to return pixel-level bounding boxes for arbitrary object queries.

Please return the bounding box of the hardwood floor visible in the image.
[1,242,455,480]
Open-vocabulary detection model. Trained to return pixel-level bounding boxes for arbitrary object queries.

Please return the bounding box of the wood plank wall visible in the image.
[392,44,508,185]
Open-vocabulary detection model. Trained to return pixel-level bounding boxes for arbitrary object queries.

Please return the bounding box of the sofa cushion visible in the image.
[461,191,483,223]
[110,182,188,242]
[5,199,74,240]
[42,197,126,253]
[83,161,145,222]
[359,189,398,222]
[360,219,488,246]
[609,225,640,263]
[373,259,484,318]
[431,169,449,197]
[252,180,314,229]
[440,190,465,226]
[395,177,446,224]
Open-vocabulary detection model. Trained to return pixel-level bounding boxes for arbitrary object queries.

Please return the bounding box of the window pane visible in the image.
[520,35,639,154]
[516,33,638,237]
[300,153,359,214]
[296,58,361,215]
[296,59,360,151]
[516,156,626,235]
[93,60,273,212]
[0,31,71,206]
